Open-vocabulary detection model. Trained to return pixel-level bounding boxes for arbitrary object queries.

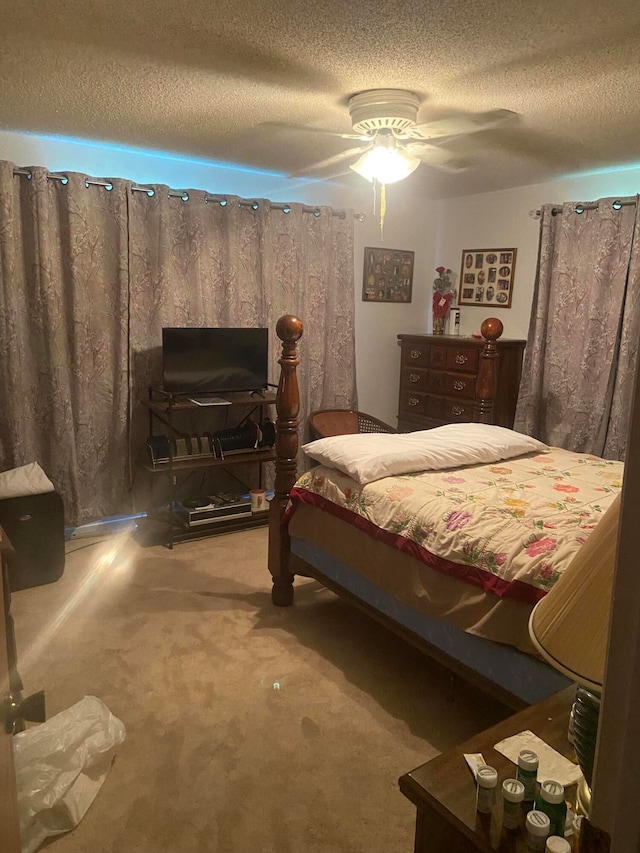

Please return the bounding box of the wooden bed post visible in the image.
[268,314,303,606]
[474,317,503,424]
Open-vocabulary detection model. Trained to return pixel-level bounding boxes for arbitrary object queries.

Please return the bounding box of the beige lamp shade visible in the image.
[528,493,621,691]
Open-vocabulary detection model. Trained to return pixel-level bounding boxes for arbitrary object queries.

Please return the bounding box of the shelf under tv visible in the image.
[144,389,276,414]
[145,385,276,547]
[144,447,277,473]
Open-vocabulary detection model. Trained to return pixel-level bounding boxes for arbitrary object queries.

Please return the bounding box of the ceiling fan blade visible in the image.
[260,121,366,140]
[425,160,470,174]
[405,143,470,173]
[410,109,517,141]
[288,144,372,177]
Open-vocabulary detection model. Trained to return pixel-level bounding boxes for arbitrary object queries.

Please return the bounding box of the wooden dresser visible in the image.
[397,333,526,432]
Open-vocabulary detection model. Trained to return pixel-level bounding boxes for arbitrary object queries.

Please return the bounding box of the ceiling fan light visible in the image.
[350,146,420,184]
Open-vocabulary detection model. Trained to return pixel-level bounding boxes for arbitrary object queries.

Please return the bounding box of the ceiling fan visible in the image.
[281,89,517,183]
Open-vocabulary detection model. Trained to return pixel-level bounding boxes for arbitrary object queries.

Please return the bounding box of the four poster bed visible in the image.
[267,316,623,709]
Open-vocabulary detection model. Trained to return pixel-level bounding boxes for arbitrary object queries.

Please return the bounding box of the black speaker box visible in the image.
[214,423,260,453]
[0,491,65,591]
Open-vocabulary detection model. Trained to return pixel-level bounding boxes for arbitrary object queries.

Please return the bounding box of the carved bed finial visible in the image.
[480,317,504,341]
[276,314,304,345]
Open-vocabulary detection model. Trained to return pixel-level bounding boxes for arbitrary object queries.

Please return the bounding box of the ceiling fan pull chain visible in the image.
[372,177,377,216]
[380,183,386,241]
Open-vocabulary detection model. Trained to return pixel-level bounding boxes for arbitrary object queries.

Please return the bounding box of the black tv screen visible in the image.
[162,327,268,394]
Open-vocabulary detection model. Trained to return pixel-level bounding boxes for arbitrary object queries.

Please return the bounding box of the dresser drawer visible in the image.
[446,346,479,373]
[402,342,430,368]
[399,391,428,417]
[429,344,480,373]
[443,397,474,422]
[428,371,475,399]
[429,345,448,370]
[427,395,445,420]
[426,395,474,422]
[401,367,429,392]
[398,416,444,433]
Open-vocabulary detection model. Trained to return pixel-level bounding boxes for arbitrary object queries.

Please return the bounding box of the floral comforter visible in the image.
[289,448,623,603]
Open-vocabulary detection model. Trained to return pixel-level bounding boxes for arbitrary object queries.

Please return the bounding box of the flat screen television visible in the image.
[162,327,268,394]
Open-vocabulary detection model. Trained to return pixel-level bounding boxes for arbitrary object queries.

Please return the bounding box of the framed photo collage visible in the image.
[458,248,517,309]
[362,246,415,303]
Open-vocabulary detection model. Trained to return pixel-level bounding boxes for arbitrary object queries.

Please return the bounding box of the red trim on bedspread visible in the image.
[287,487,547,605]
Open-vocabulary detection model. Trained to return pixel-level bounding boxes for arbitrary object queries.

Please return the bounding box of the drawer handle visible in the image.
[409,373,420,383]
[455,354,468,365]
[408,397,420,407]
[453,380,466,391]
[452,405,465,416]
[410,349,422,359]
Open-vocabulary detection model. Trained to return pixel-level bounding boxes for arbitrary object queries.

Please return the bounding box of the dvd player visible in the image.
[174,493,252,528]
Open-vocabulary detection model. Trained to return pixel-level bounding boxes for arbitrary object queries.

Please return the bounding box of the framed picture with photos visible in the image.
[362,246,415,303]
[458,248,517,308]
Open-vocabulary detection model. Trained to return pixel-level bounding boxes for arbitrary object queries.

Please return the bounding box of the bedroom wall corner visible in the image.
[436,166,640,342]
[353,184,437,429]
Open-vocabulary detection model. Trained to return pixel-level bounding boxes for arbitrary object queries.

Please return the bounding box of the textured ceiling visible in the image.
[1,0,640,197]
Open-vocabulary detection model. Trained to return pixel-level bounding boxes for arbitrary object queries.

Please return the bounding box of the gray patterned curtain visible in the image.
[261,203,356,421]
[128,191,356,472]
[0,162,130,523]
[0,166,356,524]
[515,197,640,460]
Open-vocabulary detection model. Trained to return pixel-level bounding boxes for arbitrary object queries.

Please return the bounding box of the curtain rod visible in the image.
[529,198,636,219]
[12,168,366,221]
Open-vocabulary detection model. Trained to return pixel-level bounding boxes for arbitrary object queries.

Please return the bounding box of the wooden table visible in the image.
[399,687,577,853]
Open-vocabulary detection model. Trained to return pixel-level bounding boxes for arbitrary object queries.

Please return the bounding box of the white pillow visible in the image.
[0,463,55,499]
[302,423,547,485]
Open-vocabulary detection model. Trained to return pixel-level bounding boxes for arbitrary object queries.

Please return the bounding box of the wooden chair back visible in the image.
[308,409,396,441]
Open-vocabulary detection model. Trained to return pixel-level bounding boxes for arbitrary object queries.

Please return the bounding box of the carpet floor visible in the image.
[11,528,508,852]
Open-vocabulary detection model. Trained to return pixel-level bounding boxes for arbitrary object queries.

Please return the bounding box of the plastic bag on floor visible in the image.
[13,695,126,853]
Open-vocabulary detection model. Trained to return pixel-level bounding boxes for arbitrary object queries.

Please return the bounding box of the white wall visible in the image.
[354,184,437,426]
[0,129,433,427]
[436,167,640,340]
